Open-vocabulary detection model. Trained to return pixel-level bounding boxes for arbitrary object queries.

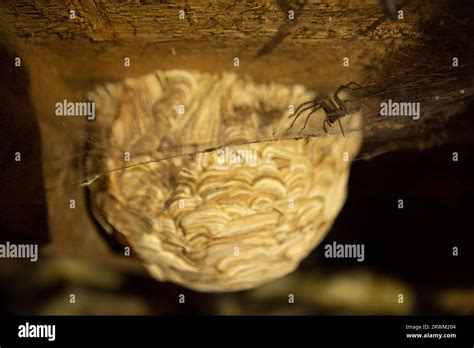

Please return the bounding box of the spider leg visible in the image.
[337,118,346,137]
[291,95,328,118]
[290,100,315,118]
[289,104,313,121]
[288,97,326,131]
[287,105,314,130]
[334,81,364,109]
[323,119,333,134]
[334,81,364,99]
[299,105,323,134]
[337,81,363,94]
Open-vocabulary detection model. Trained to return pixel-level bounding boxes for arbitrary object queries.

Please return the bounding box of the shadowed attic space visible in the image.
[0,0,472,295]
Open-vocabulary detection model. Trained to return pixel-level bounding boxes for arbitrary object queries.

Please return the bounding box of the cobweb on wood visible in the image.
[38,62,473,199]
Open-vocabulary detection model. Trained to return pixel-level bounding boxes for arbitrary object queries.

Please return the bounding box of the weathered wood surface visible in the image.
[0,0,439,86]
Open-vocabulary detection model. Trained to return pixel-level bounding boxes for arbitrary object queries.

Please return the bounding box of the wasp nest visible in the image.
[86,70,362,292]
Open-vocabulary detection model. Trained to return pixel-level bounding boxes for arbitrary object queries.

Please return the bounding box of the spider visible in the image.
[287,81,364,137]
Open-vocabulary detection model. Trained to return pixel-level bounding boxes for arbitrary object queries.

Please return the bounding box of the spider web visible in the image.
[10,62,473,209]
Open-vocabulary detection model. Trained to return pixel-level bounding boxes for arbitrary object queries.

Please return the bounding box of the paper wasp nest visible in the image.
[86,70,362,292]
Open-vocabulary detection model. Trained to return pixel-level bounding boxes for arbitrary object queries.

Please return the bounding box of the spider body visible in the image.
[288,81,363,137]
